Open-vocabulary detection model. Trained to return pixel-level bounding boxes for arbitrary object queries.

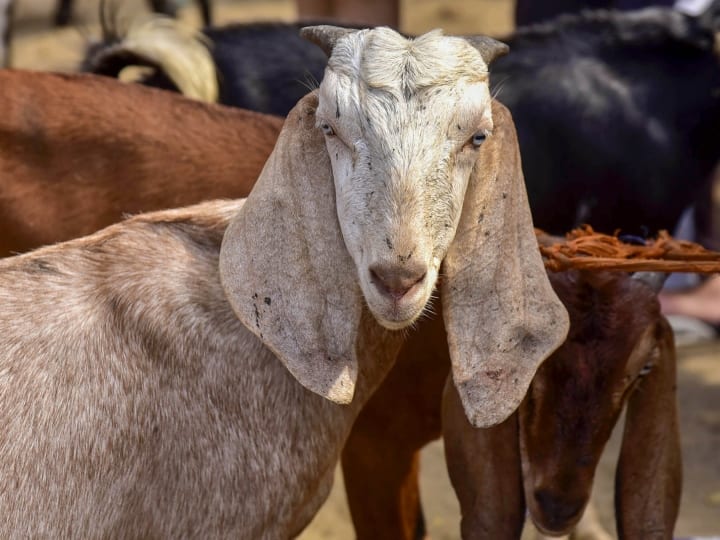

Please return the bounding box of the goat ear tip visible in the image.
[322,375,356,405]
[327,390,354,405]
[469,402,516,429]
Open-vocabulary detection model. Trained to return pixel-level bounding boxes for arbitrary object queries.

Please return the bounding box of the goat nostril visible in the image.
[369,264,427,301]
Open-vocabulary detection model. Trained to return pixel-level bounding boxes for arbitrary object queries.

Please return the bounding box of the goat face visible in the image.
[519,271,663,535]
[315,27,495,330]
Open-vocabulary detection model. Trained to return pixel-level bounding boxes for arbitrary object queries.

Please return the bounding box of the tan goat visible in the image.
[0,26,568,537]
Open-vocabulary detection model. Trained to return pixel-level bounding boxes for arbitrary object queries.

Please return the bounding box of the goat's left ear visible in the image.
[220,91,361,405]
[465,36,509,65]
[441,101,569,428]
[615,317,682,536]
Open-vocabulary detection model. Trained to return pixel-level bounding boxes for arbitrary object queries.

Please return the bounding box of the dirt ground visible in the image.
[7,0,720,537]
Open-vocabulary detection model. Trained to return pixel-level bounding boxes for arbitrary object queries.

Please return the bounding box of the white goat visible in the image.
[0,26,568,537]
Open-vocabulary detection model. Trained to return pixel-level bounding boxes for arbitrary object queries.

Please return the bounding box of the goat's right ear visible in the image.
[219,91,361,405]
[441,101,569,428]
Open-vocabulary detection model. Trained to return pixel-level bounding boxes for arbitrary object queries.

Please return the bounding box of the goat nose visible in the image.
[533,489,585,530]
[369,263,427,301]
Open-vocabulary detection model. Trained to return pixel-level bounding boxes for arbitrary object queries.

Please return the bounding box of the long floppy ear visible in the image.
[615,317,681,537]
[219,91,361,404]
[441,101,569,428]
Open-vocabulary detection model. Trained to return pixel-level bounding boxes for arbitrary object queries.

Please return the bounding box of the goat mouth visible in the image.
[372,302,424,330]
[530,508,584,536]
[377,314,419,330]
[369,295,431,330]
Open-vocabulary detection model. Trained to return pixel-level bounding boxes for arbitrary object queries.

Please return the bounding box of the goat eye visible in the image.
[320,123,335,136]
[471,131,487,147]
[638,362,653,376]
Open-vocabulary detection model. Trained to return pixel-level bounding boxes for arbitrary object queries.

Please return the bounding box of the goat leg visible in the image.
[54,0,73,26]
[342,310,448,539]
[197,0,211,26]
[442,380,525,540]
[147,0,178,18]
[342,441,426,540]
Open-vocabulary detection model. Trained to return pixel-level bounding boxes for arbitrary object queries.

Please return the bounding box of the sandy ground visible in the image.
[6,0,720,537]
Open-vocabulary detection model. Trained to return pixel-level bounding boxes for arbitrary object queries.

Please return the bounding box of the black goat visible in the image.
[83,6,720,237]
[497,5,720,235]
[514,0,675,26]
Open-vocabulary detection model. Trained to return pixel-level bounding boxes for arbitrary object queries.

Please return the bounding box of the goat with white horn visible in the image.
[0,25,567,537]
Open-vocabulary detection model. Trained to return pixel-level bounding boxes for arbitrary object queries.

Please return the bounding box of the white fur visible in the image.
[316,28,494,328]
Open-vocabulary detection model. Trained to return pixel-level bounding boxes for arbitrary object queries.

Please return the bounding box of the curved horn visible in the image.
[301,25,356,57]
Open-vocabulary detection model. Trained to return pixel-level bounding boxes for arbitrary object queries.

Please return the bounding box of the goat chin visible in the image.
[362,275,437,331]
[531,515,584,538]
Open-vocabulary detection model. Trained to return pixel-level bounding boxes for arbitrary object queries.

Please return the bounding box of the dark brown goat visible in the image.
[0,70,282,256]
[343,269,681,539]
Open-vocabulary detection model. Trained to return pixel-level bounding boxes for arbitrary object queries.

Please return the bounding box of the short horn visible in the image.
[464,36,510,65]
[301,25,356,57]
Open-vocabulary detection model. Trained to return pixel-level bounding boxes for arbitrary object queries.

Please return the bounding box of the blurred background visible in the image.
[9,0,515,70]
[5,0,719,538]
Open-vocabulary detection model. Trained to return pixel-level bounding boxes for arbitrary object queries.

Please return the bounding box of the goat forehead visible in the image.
[317,29,493,154]
[328,28,489,93]
[318,72,492,158]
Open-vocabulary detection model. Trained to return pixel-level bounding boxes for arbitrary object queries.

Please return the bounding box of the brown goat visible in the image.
[0,70,282,256]
[343,269,681,539]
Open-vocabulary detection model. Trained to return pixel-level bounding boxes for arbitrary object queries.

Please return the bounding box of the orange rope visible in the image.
[538,225,720,273]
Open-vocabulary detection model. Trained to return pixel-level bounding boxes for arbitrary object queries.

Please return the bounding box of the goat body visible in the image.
[513,0,676,26]
[0,70,282,256]
[83,8,720,236]
[495,5,720,236]
[0,199,399,538]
